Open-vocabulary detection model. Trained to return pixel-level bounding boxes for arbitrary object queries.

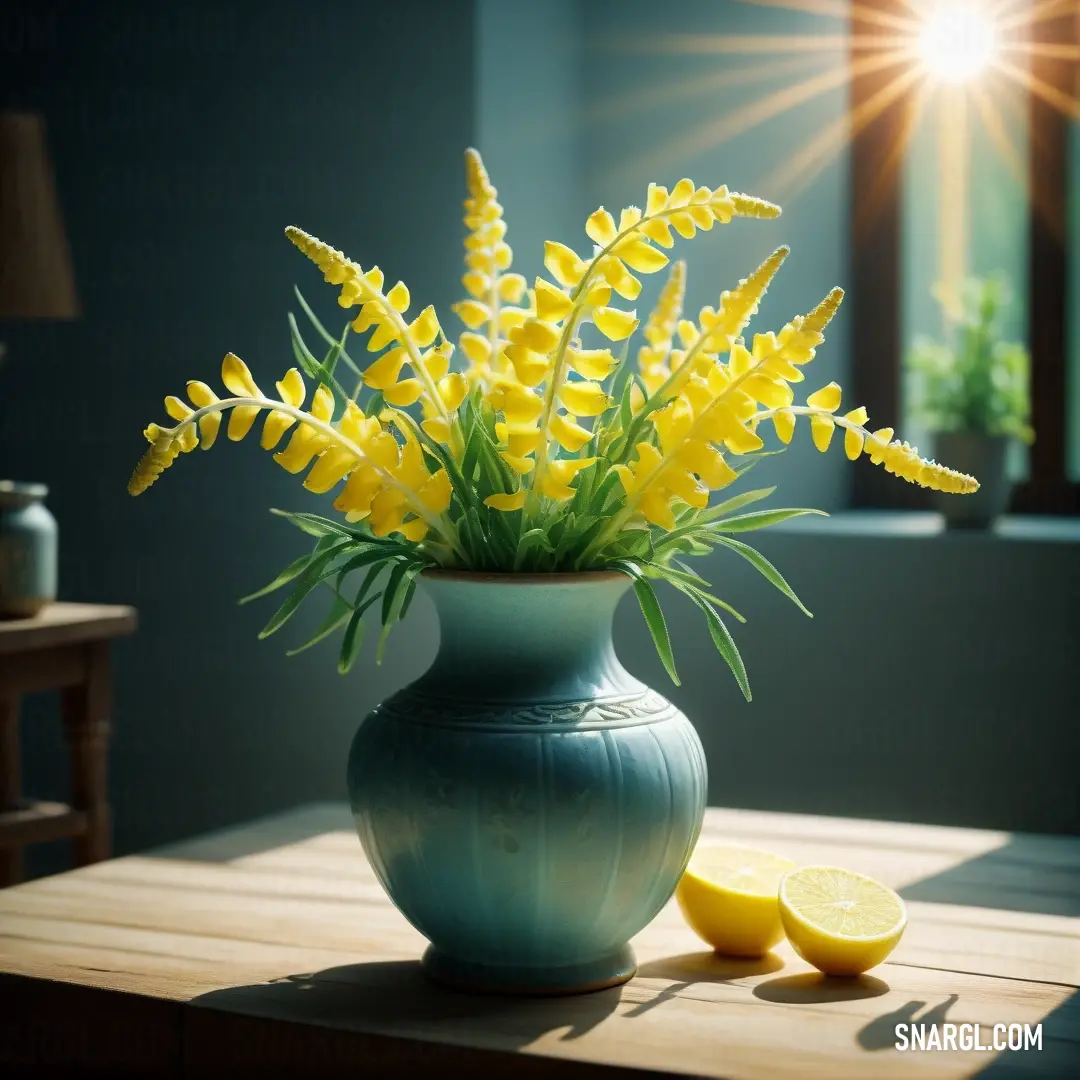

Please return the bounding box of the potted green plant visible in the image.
[908,274,1034,528]
[127,150,977,994]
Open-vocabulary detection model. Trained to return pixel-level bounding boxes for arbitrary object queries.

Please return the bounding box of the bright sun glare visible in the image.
[919,4,1000,83]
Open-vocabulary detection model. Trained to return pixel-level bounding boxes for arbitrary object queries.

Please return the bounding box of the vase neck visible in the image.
[415,574,641,703]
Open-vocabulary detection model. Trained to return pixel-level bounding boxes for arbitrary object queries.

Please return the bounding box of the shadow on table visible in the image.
[627,951,783,1016]
[753,972,890,1005]
[898,835,1080,917]
[192,958,622,1044]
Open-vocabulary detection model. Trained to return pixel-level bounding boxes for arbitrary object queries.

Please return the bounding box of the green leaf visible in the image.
[611,560,679,685]
[644,565,747,624]
[269,508,363,540]
[712,536,813,618]
[333,546,397,591]
[258,545,348,639]
[708,508,828,534]
[287,311,322,380]
[238,535,337,605]
[692,596,752,702]
[348,562,386,612]
[294,286,361,376]
[285,592,353,656]
[694,487,777,524]
[337,589,385,674]
[514,528,555,571]
[376,563,423,664]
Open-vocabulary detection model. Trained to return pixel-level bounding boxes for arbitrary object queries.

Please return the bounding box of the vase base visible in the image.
[421,944,636,996]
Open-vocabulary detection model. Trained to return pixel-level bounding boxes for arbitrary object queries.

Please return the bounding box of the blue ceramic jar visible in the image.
[0,481,57,619]
[347,571,707,994]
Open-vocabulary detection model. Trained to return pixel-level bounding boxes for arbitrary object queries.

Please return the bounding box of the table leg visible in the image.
[62,641,112,866]
[0,696,22,886]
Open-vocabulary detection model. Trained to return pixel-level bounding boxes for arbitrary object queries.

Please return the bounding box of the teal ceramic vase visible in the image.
[347,570,707,995]
[0,481,58,619]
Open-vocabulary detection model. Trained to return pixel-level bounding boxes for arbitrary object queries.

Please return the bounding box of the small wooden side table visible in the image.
[0,602,136,886]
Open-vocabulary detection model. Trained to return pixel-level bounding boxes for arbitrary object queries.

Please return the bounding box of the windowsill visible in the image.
[770,510,1080,544]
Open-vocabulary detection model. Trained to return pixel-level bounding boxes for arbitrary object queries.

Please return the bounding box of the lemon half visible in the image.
[779,865,907,976]
[676,845,797,956]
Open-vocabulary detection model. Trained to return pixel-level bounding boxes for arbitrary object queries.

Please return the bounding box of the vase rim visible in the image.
[421,569,627,585]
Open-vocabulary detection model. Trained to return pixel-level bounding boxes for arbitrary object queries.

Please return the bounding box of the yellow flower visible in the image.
[285,226,456,446]
[128,354,460,547]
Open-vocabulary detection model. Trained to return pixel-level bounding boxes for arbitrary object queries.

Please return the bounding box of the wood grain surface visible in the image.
[0,803,1076,1077]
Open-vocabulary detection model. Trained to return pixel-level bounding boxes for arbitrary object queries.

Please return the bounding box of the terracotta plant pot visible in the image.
[932,433,1012,529]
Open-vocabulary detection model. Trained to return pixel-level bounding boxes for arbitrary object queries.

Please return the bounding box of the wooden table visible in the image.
[0,603,137,885]
[0,803,1076,1077]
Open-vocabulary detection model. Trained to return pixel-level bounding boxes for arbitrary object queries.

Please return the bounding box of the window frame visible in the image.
[848,0,1079,514]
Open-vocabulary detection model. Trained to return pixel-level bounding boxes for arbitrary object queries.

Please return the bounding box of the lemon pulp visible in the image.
[779,865,907,976]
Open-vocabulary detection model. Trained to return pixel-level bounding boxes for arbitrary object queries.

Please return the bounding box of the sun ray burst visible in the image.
[623,47,914,178]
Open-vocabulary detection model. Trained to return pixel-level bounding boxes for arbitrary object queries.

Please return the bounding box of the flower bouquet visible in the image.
[128,151,977,993]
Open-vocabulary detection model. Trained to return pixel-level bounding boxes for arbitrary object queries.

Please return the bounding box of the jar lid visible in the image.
[0,480,49,506]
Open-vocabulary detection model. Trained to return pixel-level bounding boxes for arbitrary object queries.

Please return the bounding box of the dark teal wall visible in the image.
[2,0,472,874]
[3,0,1075,882]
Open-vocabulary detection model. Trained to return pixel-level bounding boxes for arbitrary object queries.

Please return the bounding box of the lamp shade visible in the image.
[0,111,79,319]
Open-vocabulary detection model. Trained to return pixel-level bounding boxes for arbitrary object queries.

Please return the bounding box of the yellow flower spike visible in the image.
[544,241,587,287]
[461,270,488,299]
[806,382,842,412]
[260,367,306,451]
[810,415,836,452]
[459,332,491,369]
[596,256,641,301]
[421,416,453,444]
[386,281,410,313]
[640,490,678,530]
[534,278,574,322]
[287,226,456,443]
[382,379,424,407]
[729,192,782,220]
[407,306,441,348]
[498,274,528,303]
[510,318,562,354]
[677,440,738,489]
[397,518,429,543]
[333,465,380,519]
[550,411,594,452]
[558,380,611,416]
[593,307,639,341]
[452,299,490,330]
[505,344,551,388]
[128,430,182,495]
[842,407,869,460]
[617,238,669,274]
[417,470,453,514]
[438,372,468,412]
[186,381,221,450]
[221,353,263,441]
[566,346,618,381]
[361,346,408,391]
[484,489,527,512]
[586,208,619,246]
[303,447,357,493]
[772,409,796,444]
[502,453,536,475]
[164,397,199,452]
[539,458,596,502]
[867,428,895,464]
